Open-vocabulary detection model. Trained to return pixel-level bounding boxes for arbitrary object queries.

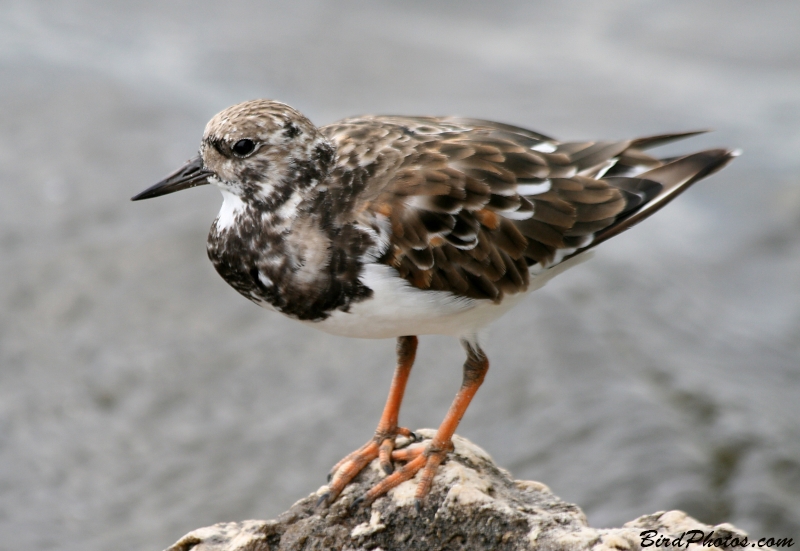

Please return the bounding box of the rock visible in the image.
[165,430,751,551]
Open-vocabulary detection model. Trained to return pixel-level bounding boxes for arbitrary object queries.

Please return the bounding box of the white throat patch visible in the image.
[216,189,248,231]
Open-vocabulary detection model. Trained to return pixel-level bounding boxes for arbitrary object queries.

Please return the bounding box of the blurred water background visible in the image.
[1,1,799,549]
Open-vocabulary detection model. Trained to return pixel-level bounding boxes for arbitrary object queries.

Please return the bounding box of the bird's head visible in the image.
[132,99,335,205]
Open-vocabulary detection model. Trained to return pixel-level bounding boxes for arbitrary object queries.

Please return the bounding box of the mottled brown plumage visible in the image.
[322,116,729,303]
[132,99,737,511]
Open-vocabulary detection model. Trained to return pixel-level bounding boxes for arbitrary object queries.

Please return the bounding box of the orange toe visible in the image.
[323,441,379,505]
[358,440,452,506]
[323,427,418,506]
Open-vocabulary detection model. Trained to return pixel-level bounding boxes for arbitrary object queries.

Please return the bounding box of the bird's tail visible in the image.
[587,136,740,248]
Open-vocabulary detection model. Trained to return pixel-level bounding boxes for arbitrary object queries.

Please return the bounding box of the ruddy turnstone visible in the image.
[132,99,736,508]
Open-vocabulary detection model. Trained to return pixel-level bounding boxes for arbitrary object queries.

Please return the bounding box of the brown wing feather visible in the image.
[321,117,736,302]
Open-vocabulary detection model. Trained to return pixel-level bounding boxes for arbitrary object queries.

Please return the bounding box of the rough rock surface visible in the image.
[165,431,750,551]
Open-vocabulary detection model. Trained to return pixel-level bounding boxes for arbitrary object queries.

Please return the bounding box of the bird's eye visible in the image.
[231,139,257,157]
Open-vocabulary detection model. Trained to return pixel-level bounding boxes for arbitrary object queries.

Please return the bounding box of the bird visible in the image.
[132,99,737,509]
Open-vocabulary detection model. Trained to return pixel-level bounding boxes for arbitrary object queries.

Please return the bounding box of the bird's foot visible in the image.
[319,426,417,507]
[355,438,455,508]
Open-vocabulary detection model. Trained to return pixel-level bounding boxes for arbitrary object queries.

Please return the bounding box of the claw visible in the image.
[350,496,365,512]
[395,426,417,443]
[378,437,396,475]
[316,492,330,508]
[414,498,422,513]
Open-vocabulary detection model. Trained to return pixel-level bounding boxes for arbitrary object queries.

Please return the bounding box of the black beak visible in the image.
[131,155,212,201]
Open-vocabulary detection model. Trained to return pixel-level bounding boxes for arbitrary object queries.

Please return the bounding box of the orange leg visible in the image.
[320,336,418,506]
[359,341,489,507]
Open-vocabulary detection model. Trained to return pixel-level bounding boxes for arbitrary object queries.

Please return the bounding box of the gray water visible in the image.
[1,2,799,549]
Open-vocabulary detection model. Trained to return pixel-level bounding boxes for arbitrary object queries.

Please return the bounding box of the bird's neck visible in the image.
[213,182,328,234]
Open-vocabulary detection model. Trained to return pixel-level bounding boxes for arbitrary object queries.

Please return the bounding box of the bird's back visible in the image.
[320,116,737,304]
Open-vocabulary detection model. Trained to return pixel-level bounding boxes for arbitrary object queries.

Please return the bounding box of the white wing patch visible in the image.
[579,159,617,178]
[258,272,274,288]
[356,215,392,262]
[501,209,535,221]
[516,180,551,196]
[531,142,557,153]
